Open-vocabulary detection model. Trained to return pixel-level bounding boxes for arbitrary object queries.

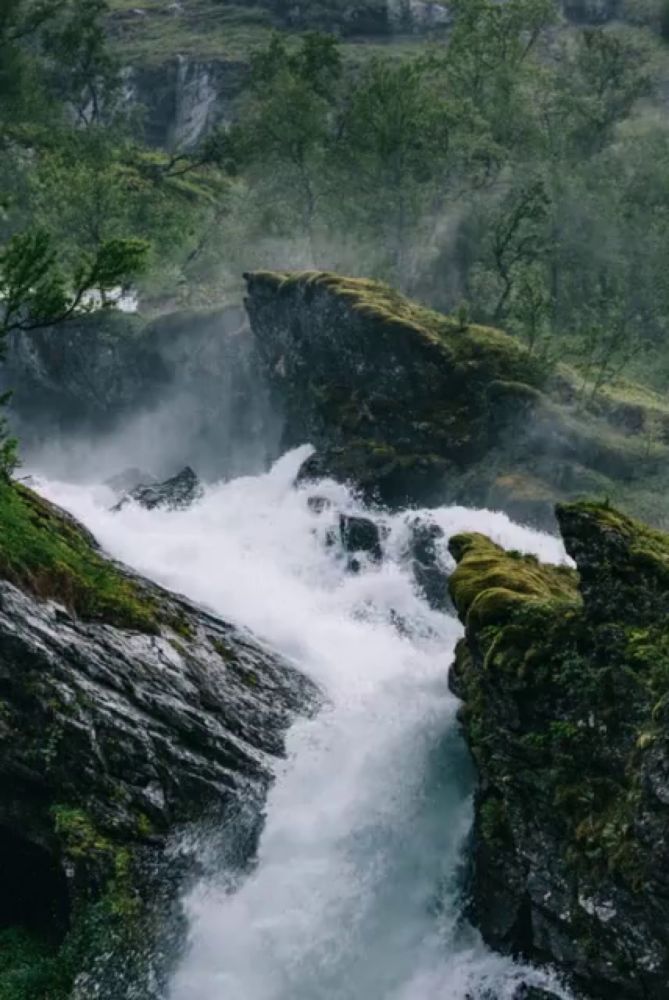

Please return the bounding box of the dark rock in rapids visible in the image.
[114,466,204,512]
[339,513,383,566]
[405,515,449,611]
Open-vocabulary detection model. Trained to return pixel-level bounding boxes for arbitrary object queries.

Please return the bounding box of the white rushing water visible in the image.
[38,446,572,1000]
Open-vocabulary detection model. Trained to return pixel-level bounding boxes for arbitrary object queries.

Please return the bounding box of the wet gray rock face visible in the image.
[0,541,318,993]
[449,502,669,1000]
[124,57,248,150]
[0,577,316,848]
[114,466,204,512]
[338,513,383,568]
[404,515,449,611]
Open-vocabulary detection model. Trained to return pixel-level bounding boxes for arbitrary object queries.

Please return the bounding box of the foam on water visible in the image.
[37,446,572,1000]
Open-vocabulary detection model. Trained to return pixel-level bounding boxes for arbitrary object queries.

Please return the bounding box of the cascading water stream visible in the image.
[38,446,572,1000]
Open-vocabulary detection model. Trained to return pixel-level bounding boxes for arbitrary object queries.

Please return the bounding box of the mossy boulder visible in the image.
[245,270,549,506]
[449,500,669,999]
[0,482,318,999]
[245,270,669,527]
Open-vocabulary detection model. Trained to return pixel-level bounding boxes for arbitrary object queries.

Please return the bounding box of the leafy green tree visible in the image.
[335,56,451,284]
[232,34,342,260]
[489,178,551,320]
[554,27,652,155]
[42,0,121,126]
[0,230,148,475]
[576,293,644,402]
[446,0,556,146]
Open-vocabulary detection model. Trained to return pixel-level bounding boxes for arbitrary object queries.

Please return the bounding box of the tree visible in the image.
[335,57,452,285]
[0,0,64,126]
[446,0,556,146]
[42,0,121,127]
[576,295,643,403]
[489,177,550,320]
[554,27,652,155]
[232,34,342,260]
[507,262,552,356]
[0,229,148,475]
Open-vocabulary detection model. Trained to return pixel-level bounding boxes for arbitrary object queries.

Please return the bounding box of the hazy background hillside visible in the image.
[3,0,669,499]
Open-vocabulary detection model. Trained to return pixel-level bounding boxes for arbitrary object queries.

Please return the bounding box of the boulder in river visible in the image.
[338,513,383,567]
[114,466,204,512]
[405,514,449,611]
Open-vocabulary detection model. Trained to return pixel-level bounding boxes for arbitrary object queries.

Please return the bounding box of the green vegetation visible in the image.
[0,807,148,1000]
[4,0,669,418]
[254,270,545,373]
[229,3,669,411]
[248,268,669,524]
[0,928,71,1000]
[0,481,158,631]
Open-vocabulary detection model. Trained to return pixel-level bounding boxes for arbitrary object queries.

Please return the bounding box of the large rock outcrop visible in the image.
[0,480,317,998]
[448,501,669,999]
[245,271,669,528]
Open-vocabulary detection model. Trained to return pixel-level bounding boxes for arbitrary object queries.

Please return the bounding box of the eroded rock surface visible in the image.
[114,466,204,512]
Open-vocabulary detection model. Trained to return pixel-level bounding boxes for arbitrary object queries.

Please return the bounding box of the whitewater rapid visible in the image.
[38,447,572,1000]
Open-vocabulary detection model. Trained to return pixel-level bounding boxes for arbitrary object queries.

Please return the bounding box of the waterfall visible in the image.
[39,447,572,1000]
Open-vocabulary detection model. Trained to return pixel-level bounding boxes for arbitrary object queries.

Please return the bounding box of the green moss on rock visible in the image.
[250,269,544,384]
[0,928,71,1000]
[448,532,578,629]
[0,482,158,633]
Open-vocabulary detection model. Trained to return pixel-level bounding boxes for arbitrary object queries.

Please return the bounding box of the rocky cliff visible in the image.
[107,0,447,149]
[448,501,669,999]
[108,0,627,151]
[245,270,669,529]
[0,479,317,998]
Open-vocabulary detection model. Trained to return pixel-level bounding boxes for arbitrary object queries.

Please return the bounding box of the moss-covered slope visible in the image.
[245,270,669,528]
[449,501,669,1000]
[0,482,158,632]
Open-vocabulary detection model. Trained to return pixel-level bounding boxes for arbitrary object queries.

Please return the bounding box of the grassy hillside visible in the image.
[105,0,431,63]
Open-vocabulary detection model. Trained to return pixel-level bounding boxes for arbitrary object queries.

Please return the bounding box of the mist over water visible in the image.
[38,447,572,1000]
